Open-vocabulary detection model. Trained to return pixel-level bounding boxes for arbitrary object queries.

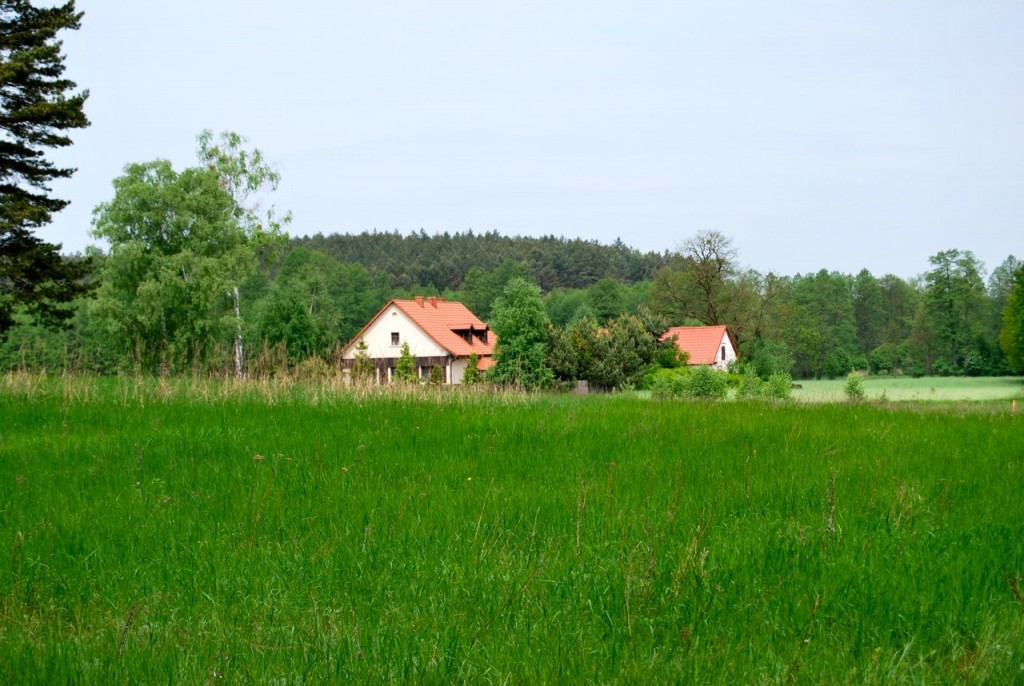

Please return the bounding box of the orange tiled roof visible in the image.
[392,297,496,358]
[660,325,731,365]
[340,296,496,362]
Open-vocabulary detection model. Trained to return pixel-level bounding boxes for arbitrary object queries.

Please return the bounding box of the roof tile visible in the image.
[661,325,730,365]
[391,298,497,358]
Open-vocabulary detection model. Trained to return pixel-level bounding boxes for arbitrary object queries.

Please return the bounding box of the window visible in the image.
[721,345,726,361]
[391,332,400,346]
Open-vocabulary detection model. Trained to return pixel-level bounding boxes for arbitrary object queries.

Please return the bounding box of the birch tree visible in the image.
[89,132,287,374]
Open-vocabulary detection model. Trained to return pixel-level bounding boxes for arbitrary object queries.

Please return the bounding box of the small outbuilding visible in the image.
[661,325,738,371]
[340,296,495,384]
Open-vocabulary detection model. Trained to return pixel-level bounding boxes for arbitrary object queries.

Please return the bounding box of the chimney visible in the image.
[414,296,424,307]
[428,296,437,308]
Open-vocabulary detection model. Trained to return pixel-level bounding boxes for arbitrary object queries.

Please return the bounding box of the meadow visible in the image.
[792,375,1024,404]
[1,375,1022,683]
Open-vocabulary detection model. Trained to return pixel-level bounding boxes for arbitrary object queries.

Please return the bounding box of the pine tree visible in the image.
[1,1,91,335]
[394,342,416,383]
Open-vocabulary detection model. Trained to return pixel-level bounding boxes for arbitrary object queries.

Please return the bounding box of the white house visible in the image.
[340,296,495,384]
[660,325,738,370]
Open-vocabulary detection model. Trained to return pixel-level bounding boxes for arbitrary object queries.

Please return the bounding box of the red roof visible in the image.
[346,296,496,360]
[660,325,732,365]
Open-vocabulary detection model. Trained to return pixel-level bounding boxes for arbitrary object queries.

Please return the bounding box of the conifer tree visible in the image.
[0,1,90,335]
[394,342,416,383]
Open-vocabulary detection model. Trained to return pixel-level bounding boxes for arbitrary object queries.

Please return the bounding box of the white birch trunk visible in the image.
[233,285,244,378]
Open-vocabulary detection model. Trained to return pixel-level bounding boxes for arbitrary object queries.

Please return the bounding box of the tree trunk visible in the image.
[233,285,244,378]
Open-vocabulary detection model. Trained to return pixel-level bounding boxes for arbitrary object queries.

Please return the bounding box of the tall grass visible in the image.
[1,376,1022,683]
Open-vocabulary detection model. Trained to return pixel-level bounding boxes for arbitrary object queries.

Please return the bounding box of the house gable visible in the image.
[341,297,497,381]
[343,302,448,360]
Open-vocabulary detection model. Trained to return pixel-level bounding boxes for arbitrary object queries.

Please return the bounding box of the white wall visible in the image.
[450,357,468,385]
[343,303,448,360]
[711,332,738,371]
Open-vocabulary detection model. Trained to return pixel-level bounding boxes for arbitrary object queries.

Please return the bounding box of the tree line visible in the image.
[296,230,668,292]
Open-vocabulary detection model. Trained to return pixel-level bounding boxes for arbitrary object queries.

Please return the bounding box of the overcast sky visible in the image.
[39,1,1023,279]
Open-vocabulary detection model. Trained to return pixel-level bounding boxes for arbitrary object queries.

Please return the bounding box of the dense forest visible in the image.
[297,230,668,291]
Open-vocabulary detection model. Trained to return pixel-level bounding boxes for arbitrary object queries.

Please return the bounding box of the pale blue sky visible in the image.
[40,1,1023,278]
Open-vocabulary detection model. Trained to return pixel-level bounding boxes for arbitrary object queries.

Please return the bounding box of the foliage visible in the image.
[687,364,729,399]
[585,277,624,324]
[648,366,690,398]
[427,363,445,385]
[462,352,482,385]
[0,0,92,335]
[458,259,531,321]
[394,341,416,383]
[650,365,729,400]
[844,371,866,402]
[736,367,765,399]
[548,313,658,390]
[735,368,792,401]
[297,230,667,292]
[544,287,589,326]
[89,132,288,373]
[252,248,383,362]
[764,371,794,400]
[869,341,911,376]
[350,339,374,384]
[489,277,553,389]
[1000,264,1024,372]
[293,354,330,380]
[741,337,792,379]
[917,249,987,375]
[591,313,658,389]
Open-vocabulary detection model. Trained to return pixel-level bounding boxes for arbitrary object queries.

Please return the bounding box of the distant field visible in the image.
[1,375,1022,683]
[793,375,1024,403]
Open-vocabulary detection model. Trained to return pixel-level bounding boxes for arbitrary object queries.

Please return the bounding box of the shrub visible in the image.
[351,340,375,385]
[294,355,330,380]
[736,368,765,400]
[649,367,690,399]
[687,365,728,400]
[462,353,482,385]
[428,365,445,385]
[844,371,866,402]
[765,372,793,400]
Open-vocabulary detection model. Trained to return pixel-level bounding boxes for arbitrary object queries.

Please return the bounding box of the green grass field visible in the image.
[1,375,1023,683]
[793,376,1024,404]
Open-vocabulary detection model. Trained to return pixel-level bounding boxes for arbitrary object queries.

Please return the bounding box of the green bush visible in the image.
[428,365,446,385]
[844,371,866,402]
[462,353,482,385]
[687,365,728,400]
[649,367,690,398]
[736,368,765,399]
[765,372,793,400]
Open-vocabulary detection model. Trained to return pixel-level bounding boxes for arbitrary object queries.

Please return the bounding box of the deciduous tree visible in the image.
[89,132,287,374]
[489,277,553,389]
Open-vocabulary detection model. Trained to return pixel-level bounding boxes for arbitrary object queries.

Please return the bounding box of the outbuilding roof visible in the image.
[660,325,734,365]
